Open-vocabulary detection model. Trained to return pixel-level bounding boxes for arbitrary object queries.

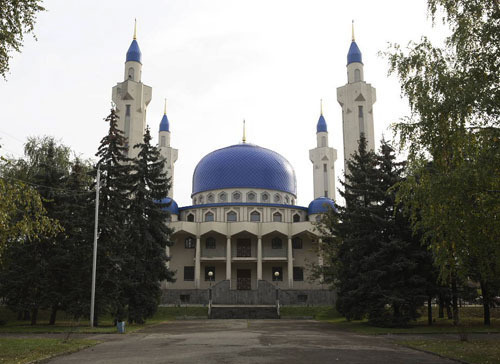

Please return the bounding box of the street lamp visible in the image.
[208,271,214,288]
[274,271,280,317]
[208,271,214,318]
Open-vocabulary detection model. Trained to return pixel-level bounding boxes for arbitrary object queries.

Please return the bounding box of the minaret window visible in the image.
[321,136,327,147]
[160,136,166,147]
[227,211,237,222]
[354,69,360,82]
[124,105,131,141]
[250,211,261,222]
[273,212,282,222]
[128,67,134,80]
[205,212,215,222]
[358,106,365,136]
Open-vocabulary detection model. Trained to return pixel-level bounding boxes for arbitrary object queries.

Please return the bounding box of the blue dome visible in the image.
[347,41,362,65]
[126,39,142,63]
[192,143,297,196]
[317,114,327,133]
[159,114,169,132]
[308,197,336,214]
[158,197,179,215]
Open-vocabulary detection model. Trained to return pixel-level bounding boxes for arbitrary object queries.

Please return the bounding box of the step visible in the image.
[210,305,279,319]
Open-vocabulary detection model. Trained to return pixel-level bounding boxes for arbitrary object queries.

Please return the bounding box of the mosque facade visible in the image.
[111,24,376,305]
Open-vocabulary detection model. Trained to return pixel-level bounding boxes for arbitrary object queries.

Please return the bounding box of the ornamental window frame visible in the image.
[207,193,215,203]
[232,191,242,202]
[250,210,261,222]
[273,212,282,222]
[247,191,256,202]
[273,194,282,203]
[218,192,227,202]
[205,211,215,222]
[293,213,301,223]
[261,192,270,202]
[187,213,195,222]
[227,210,237,222]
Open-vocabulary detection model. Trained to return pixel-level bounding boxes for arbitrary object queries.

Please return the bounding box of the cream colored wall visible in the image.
[167,233,196,289]
[198,262,226,289]
[292,237,320,289]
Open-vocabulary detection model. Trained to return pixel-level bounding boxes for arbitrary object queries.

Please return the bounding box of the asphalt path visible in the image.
[47,319,458,364]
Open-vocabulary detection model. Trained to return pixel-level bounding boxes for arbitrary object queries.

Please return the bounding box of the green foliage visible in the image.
[0,0,45,79]
[123,127,174,324]
[385,0,500,325]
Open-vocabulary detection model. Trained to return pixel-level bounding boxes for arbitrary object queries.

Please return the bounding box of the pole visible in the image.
[90,165,100,327]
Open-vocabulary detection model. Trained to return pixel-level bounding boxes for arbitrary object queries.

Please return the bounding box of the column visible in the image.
[257,236,262,281]
[195,236,201,288]
[226,236,232,288]
[287,236,293,288]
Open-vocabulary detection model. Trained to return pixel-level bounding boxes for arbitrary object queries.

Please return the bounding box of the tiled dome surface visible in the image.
[308,197,336,214]
[126,39,142,63]
[192,144,297,196]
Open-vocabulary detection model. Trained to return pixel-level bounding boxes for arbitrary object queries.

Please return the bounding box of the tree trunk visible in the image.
[23,310,30,321]
[451,273,459,326]
[31,307,38,326]
[49,305,58,325]
[438,295,444,318]
[446,299,452,319]
[427,296,433,326]
[480,280,491,326]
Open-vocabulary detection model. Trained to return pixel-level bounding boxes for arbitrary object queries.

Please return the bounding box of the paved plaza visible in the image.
[44,319,458,364]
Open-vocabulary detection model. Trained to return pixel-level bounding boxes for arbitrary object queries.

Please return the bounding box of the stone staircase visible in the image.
[210,304,279,319]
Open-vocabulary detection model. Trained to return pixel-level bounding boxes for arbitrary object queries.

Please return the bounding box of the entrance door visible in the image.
[236,239,251,257]
[237,269,251,290]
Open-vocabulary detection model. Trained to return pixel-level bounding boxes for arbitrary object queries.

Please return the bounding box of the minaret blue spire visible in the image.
[347,20,362,65]
[126,19,142,63]
[159,99,170,132]
[316,99,327,133]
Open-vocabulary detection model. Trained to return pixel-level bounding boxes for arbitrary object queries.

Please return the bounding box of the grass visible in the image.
[280,306,341,320]
[320,306,500,335]
[0,306,208,334]
[0,338,99,364]
[400,339,500,364]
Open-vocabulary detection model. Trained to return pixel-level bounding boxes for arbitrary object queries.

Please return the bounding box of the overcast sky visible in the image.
[0,0,448,207]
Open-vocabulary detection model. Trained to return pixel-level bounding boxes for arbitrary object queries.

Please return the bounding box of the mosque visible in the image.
[111,24,376,305]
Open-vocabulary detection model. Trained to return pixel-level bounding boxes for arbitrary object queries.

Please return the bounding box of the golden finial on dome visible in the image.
[320,99,323,115]
[242,119,246,143]
[164,98,167,115]
[133,19,137,40]
[352,20,355,41]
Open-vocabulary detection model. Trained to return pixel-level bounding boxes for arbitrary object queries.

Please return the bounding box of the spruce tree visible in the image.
[124,127,174,324]
[92,108,133,325]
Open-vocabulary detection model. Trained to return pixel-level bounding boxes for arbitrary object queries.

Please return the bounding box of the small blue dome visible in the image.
[308,197,336,214]
[347,41,362,65]
[159,114,169,132]
[158,197,179,215]
[192,143,297,196]
[317,114,327,133]
[126,39,142,63]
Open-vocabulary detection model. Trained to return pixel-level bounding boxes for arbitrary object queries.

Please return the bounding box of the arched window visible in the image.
[128,67,134,80]
[273,212,282,222]
[250,211,261,222]
[187,213,195,222]
[205,212,214,222]
[321,136,327,147]
[292,237,303,249]
[272,237,283,249]
[293,213,301,223]
[354,68,360,82]
[160,135,166,147]
[227,211,237,222]
[232,192,241,202]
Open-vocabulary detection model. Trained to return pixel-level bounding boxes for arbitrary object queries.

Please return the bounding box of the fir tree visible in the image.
[124,127,174,324]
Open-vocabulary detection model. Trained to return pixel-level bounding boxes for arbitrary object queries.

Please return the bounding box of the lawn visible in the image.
[0,338,99,364]
[400,339,500,364]
[0,306,208,334]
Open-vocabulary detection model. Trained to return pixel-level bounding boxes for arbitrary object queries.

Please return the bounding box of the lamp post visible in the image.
[208,271,214,318]
[274,271,280,317]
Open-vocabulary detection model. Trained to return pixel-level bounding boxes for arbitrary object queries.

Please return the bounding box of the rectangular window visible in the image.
[205,238,216,249]
[323,164,327,172]
[184,266,194,281]
[185,237,195,249]
[272,267,283,281]
[160,135,166,147]
[358,105,365,136]
[292,238,303,249]
[293,267,304,281]
[272,238,283,249]
[205,266,216,281]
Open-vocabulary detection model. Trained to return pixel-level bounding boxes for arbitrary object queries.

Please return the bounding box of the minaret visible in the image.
[112,20,152,160]
[337,22,376,174]
[309,100,337,200]
[159,99,178,198]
